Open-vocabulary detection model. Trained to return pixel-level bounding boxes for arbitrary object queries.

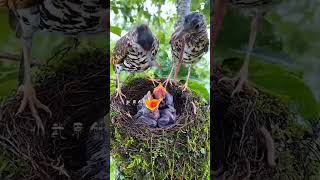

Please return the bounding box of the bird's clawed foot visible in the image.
[115,88,126,104]
[163,78,176,88]
[179,83,189,92]
[219,72,258,97]
[149,78,160,86]
[16,84,52,135]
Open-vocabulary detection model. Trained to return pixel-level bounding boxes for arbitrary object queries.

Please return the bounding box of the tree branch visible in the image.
[174,0,191,29]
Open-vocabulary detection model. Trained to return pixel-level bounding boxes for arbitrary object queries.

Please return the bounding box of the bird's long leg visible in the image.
[173,61,182,83]
[163,63,175,87]
[17,35,52,135]
[220,10,261,97]
[115,72,126,104]
[180,64,192,91]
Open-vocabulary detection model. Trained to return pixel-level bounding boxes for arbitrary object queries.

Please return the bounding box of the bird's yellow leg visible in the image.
[163,64,175,87]
[219,10,260,97]
[17,36,52,135]
[180,64,192,92]
[115,73,126,104]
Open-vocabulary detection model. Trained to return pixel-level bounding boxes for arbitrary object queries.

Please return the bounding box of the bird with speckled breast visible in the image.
[165,12,209,91]
[111,24,160,104]
[214,0,273,96]
[0,0,108,134]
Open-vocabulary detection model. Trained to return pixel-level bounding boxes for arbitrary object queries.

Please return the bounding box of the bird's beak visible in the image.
[153,82,167,99]
[144,99,161,111]
[147,91,153,100]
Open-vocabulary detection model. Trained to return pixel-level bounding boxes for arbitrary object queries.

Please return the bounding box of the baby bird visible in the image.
[135,91,161,128]
[111,25,160,104]
[165,12,209,91]
[153,82,167,100]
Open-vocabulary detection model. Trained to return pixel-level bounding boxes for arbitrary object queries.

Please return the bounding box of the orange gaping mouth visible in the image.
[144,99,161,111]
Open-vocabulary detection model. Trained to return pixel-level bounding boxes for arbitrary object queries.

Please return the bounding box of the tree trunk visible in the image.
[174,0,191,29]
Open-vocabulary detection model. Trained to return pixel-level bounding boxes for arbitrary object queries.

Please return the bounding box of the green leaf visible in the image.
[157,31,166,44]
[188,80,209,102]
[223,58,319,120]
[110,26,122,36]
[249,60,318,120]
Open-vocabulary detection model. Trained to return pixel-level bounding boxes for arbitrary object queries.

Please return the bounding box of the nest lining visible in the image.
[0,48,108,180]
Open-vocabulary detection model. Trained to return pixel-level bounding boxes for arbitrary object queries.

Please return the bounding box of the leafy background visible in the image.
[216,0,320,123]
[110,0,210,178]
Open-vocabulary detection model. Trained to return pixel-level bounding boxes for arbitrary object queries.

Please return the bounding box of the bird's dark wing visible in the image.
[111,33,132,65]
[170,27,184,62]
[152,35,159,58]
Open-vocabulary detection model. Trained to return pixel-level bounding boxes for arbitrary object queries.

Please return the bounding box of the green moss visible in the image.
[277,151,301,179]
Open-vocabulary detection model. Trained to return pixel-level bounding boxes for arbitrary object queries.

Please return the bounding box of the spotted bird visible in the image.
[165,12,209,91]
[0,0,108,134]
[111,25,160,104]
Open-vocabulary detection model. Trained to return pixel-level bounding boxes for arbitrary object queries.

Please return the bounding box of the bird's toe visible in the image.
[115,89,126,104]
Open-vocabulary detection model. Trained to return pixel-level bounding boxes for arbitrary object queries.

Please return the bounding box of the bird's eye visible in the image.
[195,24,200,29]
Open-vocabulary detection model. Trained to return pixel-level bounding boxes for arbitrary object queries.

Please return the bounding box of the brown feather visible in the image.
[170,27,209,64]
[111,35,130,65]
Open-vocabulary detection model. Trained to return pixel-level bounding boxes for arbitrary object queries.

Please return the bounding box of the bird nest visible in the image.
[0,48,108,179]
[213,69,320,179]
[110,77,210,179]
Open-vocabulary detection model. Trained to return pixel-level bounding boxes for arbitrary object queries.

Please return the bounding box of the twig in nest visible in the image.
[259,126,276,167]
[191,101,197,115]
[239,101,255,153]
[50,156,70,178]
[243,157,251,180]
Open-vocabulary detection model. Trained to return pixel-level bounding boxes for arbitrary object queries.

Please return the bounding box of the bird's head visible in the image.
[136,24,154,51]
[153,83,167,100]
[176,12,206,39]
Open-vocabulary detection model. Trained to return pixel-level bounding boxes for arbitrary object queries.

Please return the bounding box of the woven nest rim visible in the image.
[111,77,204,138]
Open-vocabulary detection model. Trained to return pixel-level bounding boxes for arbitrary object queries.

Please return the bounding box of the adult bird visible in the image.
[111,24,160,103]
[165,12,209,91]
[1,0,108,134]
[215,0,273,96]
